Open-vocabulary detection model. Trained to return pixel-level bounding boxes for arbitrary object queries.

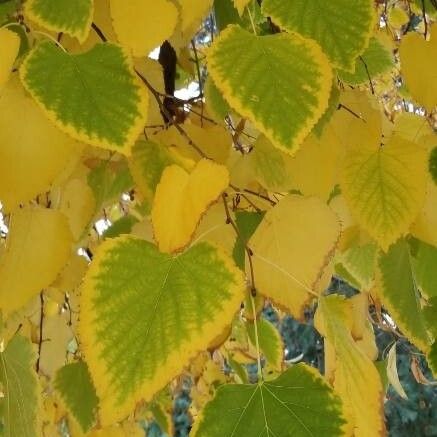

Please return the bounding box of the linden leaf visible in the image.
[411,180,437,247]
[110,0,178,57]
[341,135,427,251]
[376,239,431,352]
[430,147,437,185]
[207,25,332,155]
[0,77,82,212]
[0,207,73,317]
[338,36,394,85]
[233,0,251,16]
[315,295,385,437]
[386,343,408,400]
[151,159,229,253]
[249,195,340,318]
[0,28,19,90]
[80,237,244,425]
[191,363,346,437]
[399,24,437,112]
[0,335,40,437]
[20,41,148,154]
[411,239,437,298]
[246,318,283,371]
[25,0,93,42]
[54,361,99,432]
[262,0,375,72]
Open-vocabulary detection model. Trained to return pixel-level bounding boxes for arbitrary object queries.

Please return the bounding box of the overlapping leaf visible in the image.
[20,41,148,154]
[191,363,346,436]
[152,159,229,253]
[262,0,375,71]
[249,195,340,317]
[0,28,19,90]
[0,335,40,437]
[25,0,93,42]
[341,135,427,250]
[80,236,244,425]
[0,207,72,316]
[208,25,332,155]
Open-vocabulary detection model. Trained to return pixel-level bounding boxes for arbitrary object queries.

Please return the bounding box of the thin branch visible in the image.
[421,0,428,39]
[337,103,366,122]
[222,194,257,295]
[91,22,107,42]
[250,293,264,381]
[191,39,204,126]
[359,56,375,95]
[36,292,44,373]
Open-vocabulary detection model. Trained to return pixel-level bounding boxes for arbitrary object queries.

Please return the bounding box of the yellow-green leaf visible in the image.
[151,159,229,253]
[399,24,437,112]
[341,135,427,251]
[0,335,40,437]
[80,236,244,425]
[262,0,375,71]
[207,25,332,155]
[0,27,19,90]
[0,208,73,317]
[315,295,385,437]
[25,0,93,42]
[249,195,340,318]
[0,77,82,213]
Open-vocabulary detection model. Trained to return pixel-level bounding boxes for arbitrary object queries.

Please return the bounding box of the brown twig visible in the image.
[36,292,44,372]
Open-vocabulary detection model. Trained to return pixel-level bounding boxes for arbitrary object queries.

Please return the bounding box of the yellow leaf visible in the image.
[387,343,408,399]
[110,0,178,57]
[0,77,82,212]
[88,422,144,437]
[315,295,385,437]
[0,28,20,91]
[152,159,229,253]
[341,135,427,251]
[249,195,341,318]
[0,208,73,317]
[287,125,344,200]
[59,178,96,240]
[411,180,437,247]
[233,0,251,15]
[399,24,437,112]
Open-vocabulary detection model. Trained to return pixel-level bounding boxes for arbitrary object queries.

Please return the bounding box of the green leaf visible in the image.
[338,37,394,85]
[0,335,39,437]
[377,239,431,352]
[232,210,265,270]
[0,0,19,24]
[312,81,340,137]
[208,25,332,155]
[20,41,148,154]
[424,297,437,337]
[262,0,375,72]
[428,342,437,376]
[429,147,437,185]
[246,318,283,370]
[337,242,378,290]
[205,75,231,120]
[80,237,245,426]
[102,215,138,240]
[411,239,437,298]
[129,140,178,204]
[54,361,98,432]
[87,160,134,209]
[191,363,346,437]
[25,0,93,42]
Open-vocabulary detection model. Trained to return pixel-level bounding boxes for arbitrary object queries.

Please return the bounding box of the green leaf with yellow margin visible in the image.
[376,239,431,352]
[249,195,340,318]
[0,77,82,213]
[315,295,385,437]
[0,28,20,90]
[338,36,394,85]
[207,25,332,155]
[0,335,40,437]
[262,0,375,72]
[341,135,427,251]
[20,41,148,155]
[152,159,229,253]
[191,363,346,436]
[410,238,437,298]
[54,361,99,432]
[25,0,93,42]
[79,236,245,426]
[0,207,73,317]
